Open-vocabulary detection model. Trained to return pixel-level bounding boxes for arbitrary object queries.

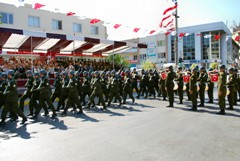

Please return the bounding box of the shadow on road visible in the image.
[0,122,32,140]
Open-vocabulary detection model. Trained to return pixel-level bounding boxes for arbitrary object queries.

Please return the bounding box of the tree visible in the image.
[105,54,130,68]
[142,60,155,70]
[190,63,197,69]
[210,62,219,69]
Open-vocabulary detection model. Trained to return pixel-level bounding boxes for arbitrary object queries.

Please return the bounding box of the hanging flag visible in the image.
[179,33,186,37]
[67,12,75,16]
[149,30,156,35]
[235,35,240,42]
[204,34,212,39]
[171,31,176,36]
[163,4,178,15]
[133,28,140,33]
[161,72,167,80]
[34,3,45,9]
[196,33,202,37]
[160,15,171,28]
[165,31,171,35]
[164,19,174,28]
[114,24,122,29]
[90,18,101,24]
[214,35,221,40]
[210,74,218,82]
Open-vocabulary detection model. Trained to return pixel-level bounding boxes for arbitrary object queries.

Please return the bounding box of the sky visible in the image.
[0,0,240,40]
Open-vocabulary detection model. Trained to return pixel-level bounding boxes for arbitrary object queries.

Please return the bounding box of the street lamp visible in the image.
[173,1,179,67]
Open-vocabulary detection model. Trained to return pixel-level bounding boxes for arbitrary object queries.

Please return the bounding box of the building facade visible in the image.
[0,3,107,39]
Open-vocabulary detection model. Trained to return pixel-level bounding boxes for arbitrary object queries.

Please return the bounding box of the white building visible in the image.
[0,3,107,39]
[168,22,233,68]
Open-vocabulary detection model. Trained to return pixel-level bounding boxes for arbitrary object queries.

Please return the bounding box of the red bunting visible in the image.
[235,35,240,42]
[164,19,174,28]
[195,33,202,37]
[67,12,75,16]
[90,18,101,24]
[214,35,221,40]
[160,15,171,28]
[165,31,171,36]
[179,33,186,37]
[34,3,45,9]
[163,4,178,15]
[133,28,140,33]
[149,30,156,35]
[114,24,122,29]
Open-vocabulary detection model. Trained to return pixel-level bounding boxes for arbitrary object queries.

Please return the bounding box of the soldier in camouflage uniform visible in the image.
[207,68,214,103]
[19,70,34,111]
[159,70,167,101]
[185,69,191,101]
[175,67,183,104]
[189,68,198,111]
[197,67,208,107]
[51,72,62,103]
[131,69,140,99]
[28,72,41,116]
[87,71,106,110]
[0,70,27,125]
[226,68,235,110]
[0,72,7,110]
[56,72,69,111]
[61,70,83,115]
[139,70,148,98]
[81,71,91,106]
[217,65,227,115]
[148,71,156,98]
[123,70,135,104]
[233,69,238,105]
[165,66,175,107]
[107,71,122,107]
[31,70,57,119]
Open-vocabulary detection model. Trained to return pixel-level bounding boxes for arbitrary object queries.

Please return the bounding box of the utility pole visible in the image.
[173,1,179,67]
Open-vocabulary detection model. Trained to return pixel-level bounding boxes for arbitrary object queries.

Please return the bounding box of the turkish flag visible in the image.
[161,72,167,80]
[210,74,218,82]
[114,24,122,29]
[179,33,186,37]
[67,12,75,16]
[235,36,240,42]
[149,30,156,35]
[90,18,101,24]
[34,3,45,9]
[133,28,140,33]
[214,35,221,40]
[183,75,190,83]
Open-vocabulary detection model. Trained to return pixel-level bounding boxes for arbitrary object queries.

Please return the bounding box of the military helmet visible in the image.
[100,71,105,76]
[106,71,110,76]
[69,70,75,76]
[192,68,197,72]
[40,69,47,75]
[200,66,205,71]
[34,72,40,77]
[168,65,173,71]
[8,70,15,76]
[208,68,213,71]
[74,71,79,76]
[61,71,67,77]
[125,70,130,74]
[2,73,7,79]
[219,64,225,69]
[94,71,100,75]
[178,66,182,70]
[26,70,33,75]
[234,68,238,73]
[228,67,234,72]
[111,70,116,75]
[83,71,88,75]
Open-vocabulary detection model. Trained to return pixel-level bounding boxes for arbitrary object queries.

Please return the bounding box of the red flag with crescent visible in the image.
[210,74,218,82]
[183,75,190,83]
[161,72,167,80]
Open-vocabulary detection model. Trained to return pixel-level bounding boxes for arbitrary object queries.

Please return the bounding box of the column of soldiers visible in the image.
[0,64,240,125]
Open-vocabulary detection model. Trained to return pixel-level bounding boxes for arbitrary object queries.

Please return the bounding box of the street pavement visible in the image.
[1,93,240,161]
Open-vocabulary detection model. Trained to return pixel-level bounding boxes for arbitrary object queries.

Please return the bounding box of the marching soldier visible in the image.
[19,70,34,112]
[217,65,227,115]
[123,71,135,104]
[159,70,167,101]
[131,69,140,99]
[197,66,208,107]
[28,72,41,116]
[175,67,184,104]
[87,71,106,110]
[81,71,91,106]
[99,71,109,104]
[207,68,214,103]
[0,70,27,125]
[148,71,156,98]
[0,72,7,110]
[165,66,175,107]
[107,71,122,107]
[139,70,148,98]
[226,68,235,110]
[61,70,83,115]
[31,69,57,119]
[189,68,198,111]
[185,69,191,101]
[56,72,69,111]
[233,69,238,105]
[51,72,62,103]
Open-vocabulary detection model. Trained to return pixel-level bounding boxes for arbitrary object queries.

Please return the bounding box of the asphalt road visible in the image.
[1,94,240,161]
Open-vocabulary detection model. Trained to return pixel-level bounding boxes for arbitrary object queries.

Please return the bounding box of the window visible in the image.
[140,54,146,60]
[28,16,40,27]
[158,52,166,58]
[52,19,62,30]
[133,55,138,60]
[73,23,82,33]
[0,12,13,24]
[91,26,99,35]
[157,40,165,47]
[211,31,220,59]
[183,34,195,60]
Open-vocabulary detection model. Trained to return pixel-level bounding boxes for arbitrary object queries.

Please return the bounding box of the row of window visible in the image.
[0,12,99,35]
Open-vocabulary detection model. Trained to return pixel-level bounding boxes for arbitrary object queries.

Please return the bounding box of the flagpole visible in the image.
[174,1,179,68]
